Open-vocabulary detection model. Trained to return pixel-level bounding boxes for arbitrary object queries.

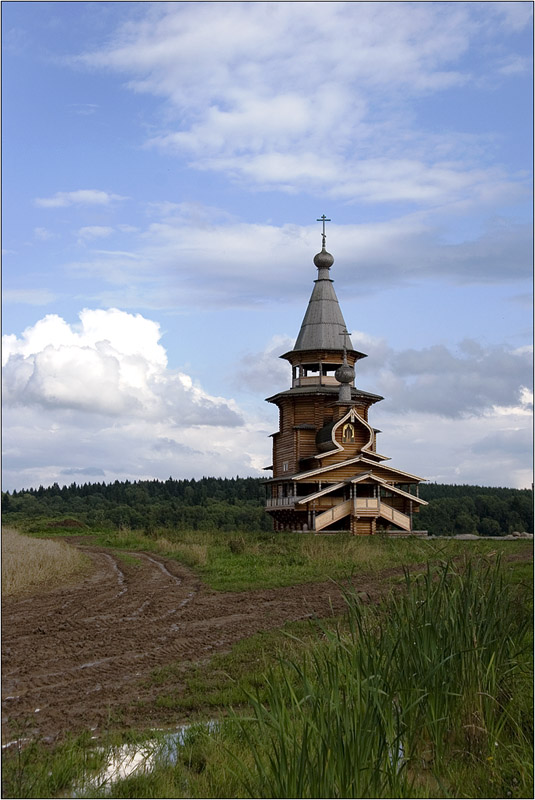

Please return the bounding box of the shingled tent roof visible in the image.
[294,276,352,351]
[293,246,354,353]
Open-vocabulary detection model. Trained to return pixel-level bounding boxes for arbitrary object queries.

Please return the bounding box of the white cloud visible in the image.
[81,3,472,106]
[1,309,241,420]
[235,335,295,394]
[375,407,532,489]
[352,334,533,418]
[34,227,55,241]
[77,226,115,240]
[3,288,58,306]
[66,214,532,312]
[488,2,533,32]
[69,103,99,116]
[77,2,529,205]
[34,189,125,208]
[3,309,531,491]
[2,309,273,490]
[497,55,531,76]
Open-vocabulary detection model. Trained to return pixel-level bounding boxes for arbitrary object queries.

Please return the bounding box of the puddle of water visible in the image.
[143,555,182,585]
[102,553,127,597]
[73,721,218,796]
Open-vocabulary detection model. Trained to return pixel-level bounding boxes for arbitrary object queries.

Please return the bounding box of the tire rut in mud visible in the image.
[4,544,528,742]
[2,544,349,741]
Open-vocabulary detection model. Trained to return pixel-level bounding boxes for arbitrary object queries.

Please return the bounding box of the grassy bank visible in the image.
[1,528,90,597]
[14,519,534,591]
[2,553,532,799]
[233,556,533,799]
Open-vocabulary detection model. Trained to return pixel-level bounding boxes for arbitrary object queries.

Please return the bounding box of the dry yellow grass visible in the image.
[156,537,209,566]
[1,528,90,597]
[300,533,375,565]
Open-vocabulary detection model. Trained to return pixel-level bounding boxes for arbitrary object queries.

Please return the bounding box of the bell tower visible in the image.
[265,217,427,534]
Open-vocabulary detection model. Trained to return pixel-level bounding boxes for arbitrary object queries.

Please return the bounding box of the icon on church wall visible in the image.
[342,423,355,443]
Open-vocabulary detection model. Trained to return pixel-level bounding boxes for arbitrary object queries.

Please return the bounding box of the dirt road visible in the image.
[2,541,373,743]
[5,541,529,744]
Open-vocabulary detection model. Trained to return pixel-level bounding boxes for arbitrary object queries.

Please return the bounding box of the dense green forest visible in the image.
[1,477,532,537]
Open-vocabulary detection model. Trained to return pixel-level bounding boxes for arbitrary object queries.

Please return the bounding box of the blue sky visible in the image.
[2,1,533,491]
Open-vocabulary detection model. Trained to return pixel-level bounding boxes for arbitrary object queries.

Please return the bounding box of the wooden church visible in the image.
[265,217,427,535]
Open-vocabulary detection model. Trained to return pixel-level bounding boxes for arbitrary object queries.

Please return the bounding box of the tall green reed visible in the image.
[234,556,531,798]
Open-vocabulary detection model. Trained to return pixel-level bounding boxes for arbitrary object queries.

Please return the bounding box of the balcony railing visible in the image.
[292,375,344,388]
[355,497,380,511]
[266,497,296,508]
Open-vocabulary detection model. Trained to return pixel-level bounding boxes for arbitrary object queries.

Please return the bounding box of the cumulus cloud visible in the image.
[34,189,125,208]
[2,309,242,424]
[2,309,273,490]
[3,309,531,490]
[235,335,295,394]
[351,333,533,418]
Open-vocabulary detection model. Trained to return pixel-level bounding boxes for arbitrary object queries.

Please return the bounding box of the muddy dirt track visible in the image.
[3,541,530,743]
[1,540,382,743]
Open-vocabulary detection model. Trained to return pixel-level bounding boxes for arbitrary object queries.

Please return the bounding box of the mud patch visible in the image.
[2,543,530,743]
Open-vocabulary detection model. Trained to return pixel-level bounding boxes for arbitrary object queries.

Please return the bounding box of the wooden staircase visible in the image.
[314,500,352,531]
[378,502,411,531]
[313,498,411,532]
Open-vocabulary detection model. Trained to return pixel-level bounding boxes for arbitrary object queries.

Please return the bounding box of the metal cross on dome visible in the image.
[340,327,349,360]
[316,214,331,248]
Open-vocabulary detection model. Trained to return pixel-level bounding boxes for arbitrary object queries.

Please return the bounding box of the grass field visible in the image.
[2,523,532,798]
[20,519,534,591]
[93,527,535,591]
[1,528,90,597]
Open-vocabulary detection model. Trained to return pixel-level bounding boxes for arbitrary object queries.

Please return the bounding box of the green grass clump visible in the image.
[234,556,533,798]
[69,524,534,591]
[150,619,333,714]
[1,729,108,799]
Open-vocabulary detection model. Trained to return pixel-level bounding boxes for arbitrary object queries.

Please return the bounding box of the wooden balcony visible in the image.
[292,375,342,388]
[265,497,296,508]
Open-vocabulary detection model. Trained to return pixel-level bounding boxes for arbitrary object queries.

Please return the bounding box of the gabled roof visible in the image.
[348,473,428,504]
[356,456,425,481]
[292,453,425,482]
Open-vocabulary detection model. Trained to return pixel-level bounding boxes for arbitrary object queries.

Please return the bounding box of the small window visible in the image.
[282,461,289,472]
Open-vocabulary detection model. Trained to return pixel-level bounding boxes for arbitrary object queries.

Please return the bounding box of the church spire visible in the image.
[293,216,353,352]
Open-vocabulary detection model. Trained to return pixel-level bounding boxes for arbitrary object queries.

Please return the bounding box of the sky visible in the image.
[2,0,533,492]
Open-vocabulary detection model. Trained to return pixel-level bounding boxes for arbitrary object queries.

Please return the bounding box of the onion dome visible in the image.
[335,361,355,384]
[313,247,334,269]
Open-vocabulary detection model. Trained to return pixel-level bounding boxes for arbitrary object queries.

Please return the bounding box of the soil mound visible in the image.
[47,519,86,528]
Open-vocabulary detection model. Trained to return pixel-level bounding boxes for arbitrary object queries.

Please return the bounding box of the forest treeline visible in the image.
[1,477,533,537]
